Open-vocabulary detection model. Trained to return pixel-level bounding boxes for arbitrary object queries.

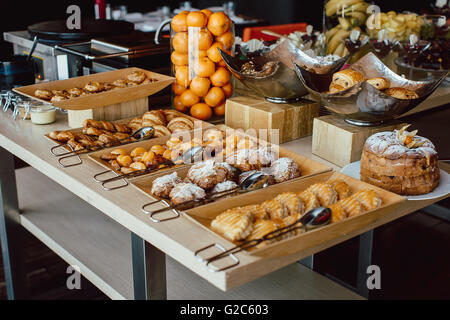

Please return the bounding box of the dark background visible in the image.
[0,0,433,54]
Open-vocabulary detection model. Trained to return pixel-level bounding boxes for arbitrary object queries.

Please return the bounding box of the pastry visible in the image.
[385,87,419,100]
[338,197,363,218]
[328,82,346,94]
[82,127,106,136]
[306,183,338,206]
[143,110,166,126]
[329,202,347,223]
[67,87,84,97]
[274,192,304,216]
[360,125,439,195]
[50,95,67,103]
[297,190,321,212]
[246,219,279,247]
[113,123,131,133]
[216,162,239,181]
[332,69,364,89]
[366,77,390,90]
[211,208,254,241]
[350,190,382,211]
[241,204,269,220]
[128,118,143,132]
[152,125,172,138]
[186,160,228,190]
[112,79,128,88]
[130,162,146,171]
[169,182,206,205]
[163,110,182,122]
[261,199,288,220]
[84,81,104,93]
[226,148,275,172]
[34,89,53,100]
[211,181,238,194]
[270,158,301,183]
[328,180,351,200]
[151,172,182,198]
[167,117,194,132]
[127,71,146,84]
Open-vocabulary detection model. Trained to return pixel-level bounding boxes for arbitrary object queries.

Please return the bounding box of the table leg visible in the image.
[0,147,28,299]
[299,255,314,269]
[356,230,374,299]
[131,232,167,300]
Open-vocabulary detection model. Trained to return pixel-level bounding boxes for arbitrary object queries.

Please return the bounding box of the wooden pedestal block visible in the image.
[67,97,149,128]
[312,115,407,167]
[225,94,319,144]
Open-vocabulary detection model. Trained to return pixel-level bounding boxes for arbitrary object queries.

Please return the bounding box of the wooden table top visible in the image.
[0,111,447,291]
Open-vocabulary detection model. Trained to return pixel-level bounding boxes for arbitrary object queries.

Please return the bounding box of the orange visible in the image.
[204,86,225,107]
[175,66,190,87]
[190,103,213,120]
[207,42,225,63]
[201,9,213,19]
[171,51,188,66]
[222,82,233,98]
[210,67,230,87]
[214,102,226,116]
[197,29,213,50]
[186,11,208,28]
[171,12,188,33]
[207,12,231,36]
[193,50,207,58]
[189,77,211,97]
[172,32,188,53]
[218,59,227,67]
[173,95,188,112]
[194,57,216,78]
[172,82,187,95]
[216,31,234,49]
[179,89,201,107]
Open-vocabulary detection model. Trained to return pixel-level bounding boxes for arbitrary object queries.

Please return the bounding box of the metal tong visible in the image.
[195,207,332,272]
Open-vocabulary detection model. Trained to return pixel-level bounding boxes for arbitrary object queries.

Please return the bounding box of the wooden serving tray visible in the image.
[185,171,406,258]
[130,144,332,209]
[13,67,174,110]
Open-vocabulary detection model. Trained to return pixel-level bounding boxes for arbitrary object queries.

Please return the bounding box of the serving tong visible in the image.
[194,207,332,272]
[142,171,272,223]
[51,126,156,168]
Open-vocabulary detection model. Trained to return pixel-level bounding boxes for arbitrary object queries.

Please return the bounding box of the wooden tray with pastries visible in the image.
[185,171,405,264]
[46,109,213,153]
[13,67,174,110]
[129,131,332,218]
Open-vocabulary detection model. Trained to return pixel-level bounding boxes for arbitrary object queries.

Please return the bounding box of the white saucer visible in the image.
[341,161,450,201]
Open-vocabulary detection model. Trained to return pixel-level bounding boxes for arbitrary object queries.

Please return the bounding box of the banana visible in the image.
[337,2,369,16]
[346,11,367,26]
[338,16,352,30]
[326,0,365,17]
[326,26,341,42]
[327,29,350,54]
[334,42,346,57]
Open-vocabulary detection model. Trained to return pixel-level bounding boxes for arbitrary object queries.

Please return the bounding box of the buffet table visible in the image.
[0,110,448,300]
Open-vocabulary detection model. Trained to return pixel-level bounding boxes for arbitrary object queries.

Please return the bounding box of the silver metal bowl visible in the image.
[219,39,347,104]
[294,52,448,126]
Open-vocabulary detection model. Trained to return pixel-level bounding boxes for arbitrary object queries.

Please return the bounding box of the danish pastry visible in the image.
[211,209,254,241]
[241,204,269,220]
[186,160,228,190]
[211,181,238,194]
[329,202,347,223]
[338,197,363,218]
[169,182,206,205]
[366,77,390,90]
[297,190,321,212]
[84,81,104,93]
[127,71,146,84]
[385,87,419,100]
[274,192,304,216]
[350,190,382,211]
[216,162,239,181]
[151,172,182,198]
[34,89,53,101]
[328,82,346,94]
[306,183,338,206]
[112,79,128,88]
[247,219,278,247]
[51,95,67,103]
[332,69,364,89]
[261,199,288,220]
[226,148,275,172]
[328,180,351,200]
[270,158,301,183]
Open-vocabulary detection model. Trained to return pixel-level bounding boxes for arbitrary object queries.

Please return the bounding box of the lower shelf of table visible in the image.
[15,166,363,300]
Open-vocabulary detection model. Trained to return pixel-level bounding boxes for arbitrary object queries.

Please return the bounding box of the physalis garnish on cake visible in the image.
[396,124,426,148]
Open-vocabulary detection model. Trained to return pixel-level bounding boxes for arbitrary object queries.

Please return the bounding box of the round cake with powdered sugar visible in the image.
[360,125,439,195]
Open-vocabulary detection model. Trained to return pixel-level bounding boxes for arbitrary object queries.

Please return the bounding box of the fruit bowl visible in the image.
[294,52,448,126]
[219,39,347,103]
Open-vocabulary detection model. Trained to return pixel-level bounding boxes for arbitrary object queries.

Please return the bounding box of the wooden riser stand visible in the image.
[312,115,407,167]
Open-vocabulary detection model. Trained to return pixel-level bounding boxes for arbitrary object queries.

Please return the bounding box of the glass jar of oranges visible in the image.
[168,9,235,121]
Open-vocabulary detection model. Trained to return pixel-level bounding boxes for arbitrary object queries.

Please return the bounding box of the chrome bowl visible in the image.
[294,52,448,126]
[219,39,348,103]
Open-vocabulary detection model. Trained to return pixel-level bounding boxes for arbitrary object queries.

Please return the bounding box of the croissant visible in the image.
[332,69,364,89]
[142,110,166,126]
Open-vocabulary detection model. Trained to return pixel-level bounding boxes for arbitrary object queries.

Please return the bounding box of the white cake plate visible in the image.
[341,161,450,201]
